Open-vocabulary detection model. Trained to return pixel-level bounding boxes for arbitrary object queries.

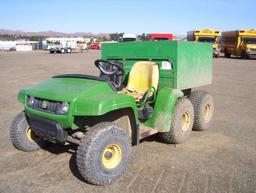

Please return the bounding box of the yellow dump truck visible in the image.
[187,29,220,58]
[222,29,256,59]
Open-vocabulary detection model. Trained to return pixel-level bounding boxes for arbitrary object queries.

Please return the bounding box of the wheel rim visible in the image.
[102,144,122,169]
[26,127,39,142]
[181,112,191,132]
[204,104,212,122]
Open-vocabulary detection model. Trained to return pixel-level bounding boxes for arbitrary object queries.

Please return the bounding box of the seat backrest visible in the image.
[126,61,159,93]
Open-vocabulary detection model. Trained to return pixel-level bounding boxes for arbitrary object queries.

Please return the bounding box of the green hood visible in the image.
[25,77,114,102]
[18,75,138,128]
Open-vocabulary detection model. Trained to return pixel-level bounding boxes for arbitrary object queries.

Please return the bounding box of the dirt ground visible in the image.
[0,50,255,193]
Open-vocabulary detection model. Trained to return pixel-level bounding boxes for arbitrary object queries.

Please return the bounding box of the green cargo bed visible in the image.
[101,41,213,90]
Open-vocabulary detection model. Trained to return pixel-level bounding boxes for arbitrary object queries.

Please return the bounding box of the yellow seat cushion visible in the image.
[122,61,159,100]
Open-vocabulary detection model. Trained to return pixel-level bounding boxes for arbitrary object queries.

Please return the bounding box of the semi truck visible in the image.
[187,29,220,58]
[150,33,173,41]
[221,29,256,59]
[49,42,76,54]
[121,33,137,42]
[49,45,72,54]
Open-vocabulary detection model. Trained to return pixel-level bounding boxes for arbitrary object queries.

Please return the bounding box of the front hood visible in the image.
[246,44,256,49]
[25,77,114,102]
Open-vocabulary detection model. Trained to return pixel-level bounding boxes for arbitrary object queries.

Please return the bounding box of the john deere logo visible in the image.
[42,101,48,109]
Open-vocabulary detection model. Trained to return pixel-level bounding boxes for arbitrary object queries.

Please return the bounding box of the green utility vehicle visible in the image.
[10,41,214,185]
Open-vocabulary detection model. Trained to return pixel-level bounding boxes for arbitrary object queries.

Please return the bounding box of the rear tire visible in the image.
[76,122,131,185]
[66,48,72,53]
[10,112,49,152]
[158,98,194,144]
[60,48,65,54]
[188,90,214,131]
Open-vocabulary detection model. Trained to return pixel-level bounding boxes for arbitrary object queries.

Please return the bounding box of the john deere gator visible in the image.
[10,41,214,185]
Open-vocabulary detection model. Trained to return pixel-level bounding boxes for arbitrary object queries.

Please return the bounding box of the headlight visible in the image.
[27,96,35,107]
[57,102,69,115]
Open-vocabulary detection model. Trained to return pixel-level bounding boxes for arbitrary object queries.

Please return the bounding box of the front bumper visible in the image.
[248,50,256,57]
[28,115,68,143]
[248,54,256,58]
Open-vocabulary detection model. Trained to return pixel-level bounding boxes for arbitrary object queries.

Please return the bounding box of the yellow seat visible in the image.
[122,61,159,101]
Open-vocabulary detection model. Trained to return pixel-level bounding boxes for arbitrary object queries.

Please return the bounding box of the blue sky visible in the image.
[0,0,255,34]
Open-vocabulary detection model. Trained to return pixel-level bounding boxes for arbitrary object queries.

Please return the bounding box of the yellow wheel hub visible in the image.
[102,144,122,169]
[204,104,212,122]
[26,127,38,142]
[181,112,191,132]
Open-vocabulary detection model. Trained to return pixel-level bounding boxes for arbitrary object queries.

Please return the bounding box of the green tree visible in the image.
[138,33,150,41]
[29,36,44,41]
[109,33,124,41]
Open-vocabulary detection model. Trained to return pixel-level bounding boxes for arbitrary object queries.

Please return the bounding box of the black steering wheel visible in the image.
[95,59,124,75]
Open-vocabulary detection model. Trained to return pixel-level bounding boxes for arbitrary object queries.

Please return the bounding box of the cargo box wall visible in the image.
[101,41,212,90]
[176,41,212,89]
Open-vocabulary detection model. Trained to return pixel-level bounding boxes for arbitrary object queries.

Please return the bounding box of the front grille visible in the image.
[29,97,62,114]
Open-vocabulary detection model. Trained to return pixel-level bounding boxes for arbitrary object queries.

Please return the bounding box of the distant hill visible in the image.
[0,28,186,41]
[0,29,107,37]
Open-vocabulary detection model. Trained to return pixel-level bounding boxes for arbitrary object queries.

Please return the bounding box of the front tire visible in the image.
[241,51,249,59]
[158,98,194,144]
[224,51,231,58]
[76,122,131,185]
[188,90,214,131]
[10,112,49,152]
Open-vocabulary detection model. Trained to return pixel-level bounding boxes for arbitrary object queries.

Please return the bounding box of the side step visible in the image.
[133,125,158,145]
[139,125,158,140]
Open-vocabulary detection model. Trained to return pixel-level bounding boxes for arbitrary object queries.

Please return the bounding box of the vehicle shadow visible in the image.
[69,153,89,183]
[139,133,162,143]
[43,142,77,155]
[218,55,256,60]
[43,142,89,183]
[41,134,168,184]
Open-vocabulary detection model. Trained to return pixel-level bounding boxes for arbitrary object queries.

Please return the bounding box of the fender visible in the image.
[144,87,183,132]
[73,92,138,122]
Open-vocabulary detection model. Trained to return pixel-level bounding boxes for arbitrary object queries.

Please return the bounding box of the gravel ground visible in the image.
[0,50,255,193]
